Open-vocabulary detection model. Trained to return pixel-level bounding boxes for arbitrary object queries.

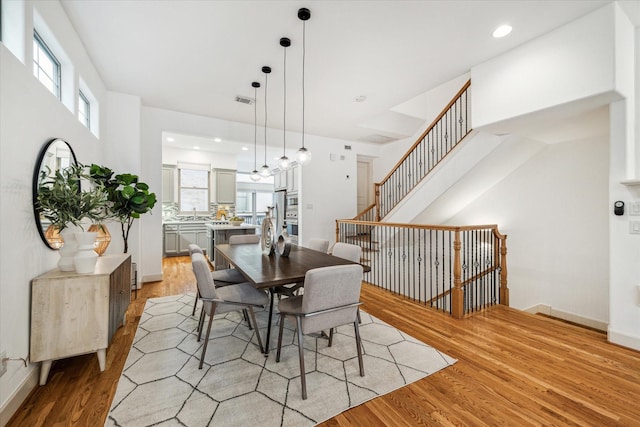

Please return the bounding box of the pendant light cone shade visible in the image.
[260,66,272,177]
[250,81,261,182]
[296,7,312,165]
[278,37,290,171]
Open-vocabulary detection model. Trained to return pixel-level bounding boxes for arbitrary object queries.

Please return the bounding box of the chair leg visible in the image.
[354,319,365,377]
[246,306,264,353]
[243,309,252,330]
[296,316,307,400]
[197,305,205,342]
[328,328,334,347]
[191,289,200,316]
[357,308,361,324]
[199,306,216,369]
[276,313,285,362]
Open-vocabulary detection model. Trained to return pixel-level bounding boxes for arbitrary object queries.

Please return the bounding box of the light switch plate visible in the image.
[630,202,640,216]
[630,221,640,234]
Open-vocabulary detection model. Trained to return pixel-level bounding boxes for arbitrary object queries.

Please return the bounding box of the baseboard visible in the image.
[523,304,608,332]
[0,367,39,427]
[141,274,162,284]
[608,327,640,351]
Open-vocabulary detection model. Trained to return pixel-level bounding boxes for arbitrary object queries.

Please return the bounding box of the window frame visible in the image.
[78,90,90,128]
[178,167,210,215]
[33,30,61,99]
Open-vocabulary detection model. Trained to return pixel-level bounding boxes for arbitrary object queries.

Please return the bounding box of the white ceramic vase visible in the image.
[58,227,79,271]
[261,207,275,256]
[73,231,98,274]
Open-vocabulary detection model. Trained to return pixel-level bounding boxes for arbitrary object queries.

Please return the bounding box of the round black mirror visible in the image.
[33,138,78,250]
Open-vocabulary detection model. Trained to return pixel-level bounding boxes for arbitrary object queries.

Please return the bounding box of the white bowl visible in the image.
[229,220,244,226]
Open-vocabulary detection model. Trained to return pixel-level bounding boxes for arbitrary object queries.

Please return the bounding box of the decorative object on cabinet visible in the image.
[34,148,107,249]
[261,206,276,255]
[30,254,131,385]
[295,7,312,165]
[57,227,79,271]
[277,37,291,171]
[260,66,272,178]
[32,138,78,250]
[250,81,262,182]
[73,230,99,273]
[90,164,157,253]
[88,223,111,255]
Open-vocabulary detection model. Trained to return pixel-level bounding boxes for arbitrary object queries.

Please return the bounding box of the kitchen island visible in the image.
[205,223,258,269]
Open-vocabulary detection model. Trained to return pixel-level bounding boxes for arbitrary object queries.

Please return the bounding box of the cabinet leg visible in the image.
[39,360,52,385]
[97,349,106,371]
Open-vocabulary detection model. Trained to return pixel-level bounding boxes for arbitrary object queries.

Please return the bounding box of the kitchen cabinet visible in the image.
[274,168,286,191]
[164,223,207,256]
[31,254,131,385]
[162,165,177,203]
[213,169,236,204]
[286,163,299,193]
[163,224,179,255]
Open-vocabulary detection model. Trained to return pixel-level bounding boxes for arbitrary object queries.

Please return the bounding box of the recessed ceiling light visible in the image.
[354,95,367,102]
[193,146,200,150]
[214,137,222,143]
[493,24,512,38]
[166,137,175,142]
[241,147,248,151]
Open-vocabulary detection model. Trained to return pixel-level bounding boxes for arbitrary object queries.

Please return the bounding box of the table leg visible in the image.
[39,360,52,385]
[264,288,275,355]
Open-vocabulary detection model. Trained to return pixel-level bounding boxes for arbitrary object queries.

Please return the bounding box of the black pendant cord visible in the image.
[282,43,287,156]
[263,69,269,167]
[253,84,258,171]
[301,19,305,150]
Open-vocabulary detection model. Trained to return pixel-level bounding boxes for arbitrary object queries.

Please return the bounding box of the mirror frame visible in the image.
[32,138,79,250]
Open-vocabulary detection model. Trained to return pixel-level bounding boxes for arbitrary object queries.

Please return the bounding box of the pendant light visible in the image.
[260,66,272,177]
[295,7,312,165]
[250,81,261,182]
[278,37,291,171]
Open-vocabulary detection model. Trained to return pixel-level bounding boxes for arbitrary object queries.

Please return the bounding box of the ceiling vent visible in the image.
[235,95,254,105]
[358,134,396,144]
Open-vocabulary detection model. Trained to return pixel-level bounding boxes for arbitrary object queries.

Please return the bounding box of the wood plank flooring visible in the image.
[8,256,640,426]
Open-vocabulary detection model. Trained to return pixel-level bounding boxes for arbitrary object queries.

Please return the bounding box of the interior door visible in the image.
[357,160,372,214]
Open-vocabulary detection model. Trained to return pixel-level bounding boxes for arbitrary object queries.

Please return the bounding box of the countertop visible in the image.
[205,223,258,231]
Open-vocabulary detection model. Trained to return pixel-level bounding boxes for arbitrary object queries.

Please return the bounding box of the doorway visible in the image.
[356,157,373,214]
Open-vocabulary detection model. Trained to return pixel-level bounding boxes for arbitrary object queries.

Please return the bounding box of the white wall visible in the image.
[0,33,106,427]
[447,136,610,321]
[471,5,616,129]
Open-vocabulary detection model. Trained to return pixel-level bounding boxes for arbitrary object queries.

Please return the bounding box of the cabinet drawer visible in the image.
[178,223,206,231]
[164,224,178,231]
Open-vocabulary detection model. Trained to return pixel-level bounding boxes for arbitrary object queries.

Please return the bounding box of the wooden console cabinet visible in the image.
[30,254,131,385]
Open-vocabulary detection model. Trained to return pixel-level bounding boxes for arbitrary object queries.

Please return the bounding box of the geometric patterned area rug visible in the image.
[106,294,456,427]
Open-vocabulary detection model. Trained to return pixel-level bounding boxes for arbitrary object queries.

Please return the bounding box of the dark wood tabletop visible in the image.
[215,243,362,289]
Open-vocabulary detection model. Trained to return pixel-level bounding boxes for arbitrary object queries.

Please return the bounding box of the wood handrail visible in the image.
[353,203,376,220]
[338,218,499,232]
[377,79,471,186]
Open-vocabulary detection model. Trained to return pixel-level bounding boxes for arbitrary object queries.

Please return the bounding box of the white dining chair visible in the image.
[276,264,365,399]
[188,243,247,316]
[331,242,362,263]
[307,238,329,253]
[191,252,268,369]
[229,234,260,245]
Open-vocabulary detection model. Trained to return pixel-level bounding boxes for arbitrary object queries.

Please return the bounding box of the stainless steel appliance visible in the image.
[273,190,287,237]
[285,193,299,244]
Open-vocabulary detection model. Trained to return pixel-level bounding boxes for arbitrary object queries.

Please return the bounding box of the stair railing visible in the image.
[375,80,471,220]
[336,219,508,318]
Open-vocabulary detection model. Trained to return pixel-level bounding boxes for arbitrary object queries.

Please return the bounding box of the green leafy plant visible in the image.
[90,164,157,253]
[36,163,108,231]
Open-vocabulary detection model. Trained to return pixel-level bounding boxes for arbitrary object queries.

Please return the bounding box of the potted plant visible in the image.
[90,164,157,253]
[36,163,108,271]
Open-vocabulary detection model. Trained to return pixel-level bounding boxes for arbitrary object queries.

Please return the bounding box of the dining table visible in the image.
[214,243,368,354]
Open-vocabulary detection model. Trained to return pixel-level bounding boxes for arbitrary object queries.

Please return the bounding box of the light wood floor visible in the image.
[8,256,640,426]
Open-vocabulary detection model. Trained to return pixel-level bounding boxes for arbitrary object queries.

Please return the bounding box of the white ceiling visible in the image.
[60,0,635,158]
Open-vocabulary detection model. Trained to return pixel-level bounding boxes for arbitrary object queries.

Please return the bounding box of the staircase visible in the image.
[338,80,509,318]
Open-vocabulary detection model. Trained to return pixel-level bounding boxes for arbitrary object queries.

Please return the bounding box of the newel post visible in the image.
[499,235,509,306]
[335,220,340,244]
[452,230,464,319]
[374,183,381,222]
